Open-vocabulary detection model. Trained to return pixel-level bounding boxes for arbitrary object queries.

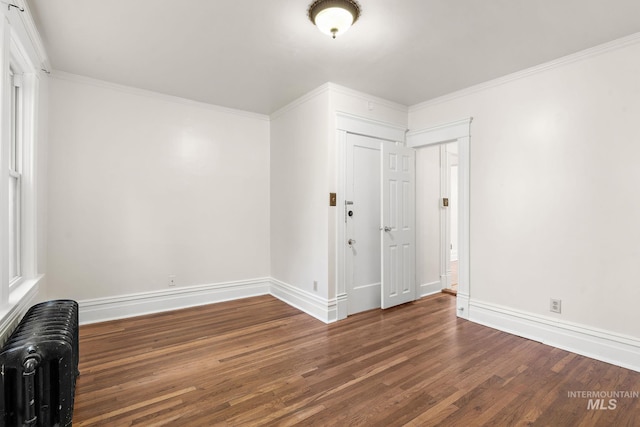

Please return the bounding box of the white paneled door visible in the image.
[346,134,382,315]
[345,133,416,314]
[381,142,416,309]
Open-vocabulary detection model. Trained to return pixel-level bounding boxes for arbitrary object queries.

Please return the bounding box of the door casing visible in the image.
[336,113,408,320]
[335,113,472,321]
[407,118,472,319]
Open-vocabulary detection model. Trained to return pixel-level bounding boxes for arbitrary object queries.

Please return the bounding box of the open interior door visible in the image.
[381,142,416,309]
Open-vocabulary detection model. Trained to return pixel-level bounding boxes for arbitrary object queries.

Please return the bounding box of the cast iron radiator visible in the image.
[0,300,79,427]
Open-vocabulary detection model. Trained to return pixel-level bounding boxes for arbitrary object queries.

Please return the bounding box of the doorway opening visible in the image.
[336,114,471,321]
[407,117,472,320]
[415,140,458,298]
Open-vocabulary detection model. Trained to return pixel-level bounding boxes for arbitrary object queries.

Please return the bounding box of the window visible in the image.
[2,34,40,308]
[8,66,23,288]
[0,10,45,325]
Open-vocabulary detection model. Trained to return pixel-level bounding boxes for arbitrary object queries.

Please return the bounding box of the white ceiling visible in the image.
[26,0,640,115]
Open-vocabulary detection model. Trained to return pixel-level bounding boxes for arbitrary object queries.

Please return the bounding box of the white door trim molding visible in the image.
[407,118,471,146]
[336,112,407,142]
[407,117,472,319]
[336,113,408,320]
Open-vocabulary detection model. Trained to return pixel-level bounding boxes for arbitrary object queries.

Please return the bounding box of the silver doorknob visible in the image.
[380,226,392,232]
[348,238,356,246]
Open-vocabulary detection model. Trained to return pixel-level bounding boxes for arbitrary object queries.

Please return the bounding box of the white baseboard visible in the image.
[469,299,640,373]
[79,277,337,325]
[419,281,442,298]
[456,292,470,320]
[79,278,271,325]
[270,279,336,323]
[71,280,640,373]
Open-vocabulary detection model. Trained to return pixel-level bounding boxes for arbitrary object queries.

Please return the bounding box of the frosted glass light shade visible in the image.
[314,7,354,38]
[308,0,361,39]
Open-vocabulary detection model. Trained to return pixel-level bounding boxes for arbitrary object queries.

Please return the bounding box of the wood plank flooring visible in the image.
[73,294,639,426]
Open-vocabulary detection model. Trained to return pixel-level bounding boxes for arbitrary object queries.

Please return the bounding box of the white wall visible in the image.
[270,83,408,309]
[47,74,270,302]
[409,38,640,339]
[270,87,330,298]
[36,75,49,281]
[44,77,408,321]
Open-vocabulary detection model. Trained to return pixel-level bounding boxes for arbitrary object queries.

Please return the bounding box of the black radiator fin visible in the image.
[0,300,79,427]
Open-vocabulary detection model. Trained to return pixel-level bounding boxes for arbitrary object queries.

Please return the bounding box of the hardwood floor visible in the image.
[73,294,639,426]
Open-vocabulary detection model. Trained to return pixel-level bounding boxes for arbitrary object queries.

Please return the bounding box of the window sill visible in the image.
[1,275,43,339]
[8,274,42,305]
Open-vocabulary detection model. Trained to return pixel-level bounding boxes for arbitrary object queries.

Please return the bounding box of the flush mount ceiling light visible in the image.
[308,0,361,39]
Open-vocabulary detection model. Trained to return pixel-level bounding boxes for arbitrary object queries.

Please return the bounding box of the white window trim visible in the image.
[9,66,23,289]
[1,26,41,310]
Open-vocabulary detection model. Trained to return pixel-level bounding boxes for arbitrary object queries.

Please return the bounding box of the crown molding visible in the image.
[270,81,409,121]
[410,31,640,113]
[15,0,51,72]
[50,70,270,122]
[328,82,409,114]
[270,83,332,120]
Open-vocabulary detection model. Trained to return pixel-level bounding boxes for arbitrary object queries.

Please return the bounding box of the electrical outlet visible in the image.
[313,281,318,291]
[550,298,561,314]
[168,275,176,287]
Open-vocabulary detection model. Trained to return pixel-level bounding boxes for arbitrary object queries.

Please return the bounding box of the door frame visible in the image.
[440,145,452,289]
[407,118,472,319]
[440,144,459,289]
[335,113,472,320]
[335,113,407,320]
